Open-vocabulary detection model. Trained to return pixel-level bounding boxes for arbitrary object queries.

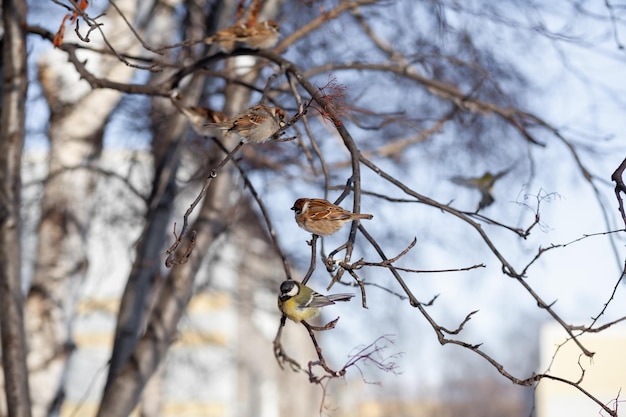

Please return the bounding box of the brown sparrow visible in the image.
[204,21,280,53]
[292,198,373,236]
[206,104,286,143]
[180,106,230,137]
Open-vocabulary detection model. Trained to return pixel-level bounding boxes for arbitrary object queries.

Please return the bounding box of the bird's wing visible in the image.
[235,109,267,130]
[492,167,512,180]
[307,202,334,220]
[450,175,477,188]
[308,200,353,221]
[307,292,335,308]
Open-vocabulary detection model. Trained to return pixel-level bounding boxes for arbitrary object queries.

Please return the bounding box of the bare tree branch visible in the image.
[0,1,32,416]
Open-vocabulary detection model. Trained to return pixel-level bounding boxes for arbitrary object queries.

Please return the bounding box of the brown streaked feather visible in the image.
[185,106,228,124]
[307,198,371,221]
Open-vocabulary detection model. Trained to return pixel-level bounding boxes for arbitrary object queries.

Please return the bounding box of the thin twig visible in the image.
[301,234,318,286]
[164,141,244,267]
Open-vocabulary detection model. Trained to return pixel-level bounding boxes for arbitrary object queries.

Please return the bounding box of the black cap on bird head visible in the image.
[279,280,299,298]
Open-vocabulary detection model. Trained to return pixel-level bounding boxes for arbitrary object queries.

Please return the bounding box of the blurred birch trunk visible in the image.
[98,1,222,416]
[97,1,314,416]
[0,0,31,416]
[25,1,140,416]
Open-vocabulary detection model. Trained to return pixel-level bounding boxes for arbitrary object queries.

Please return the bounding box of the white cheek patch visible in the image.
[287,285,299,297]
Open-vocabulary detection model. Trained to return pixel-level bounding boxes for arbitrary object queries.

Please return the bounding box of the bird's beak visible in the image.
[290,206,296,211]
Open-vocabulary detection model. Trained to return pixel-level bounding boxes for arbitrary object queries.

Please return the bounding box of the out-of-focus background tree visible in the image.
[1,0,625,416]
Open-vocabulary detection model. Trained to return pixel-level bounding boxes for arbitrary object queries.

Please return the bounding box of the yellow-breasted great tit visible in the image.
[277,280,354,323]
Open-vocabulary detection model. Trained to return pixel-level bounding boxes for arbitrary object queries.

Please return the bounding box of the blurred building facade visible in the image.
[22,150,320,417]
[536,321,626,417]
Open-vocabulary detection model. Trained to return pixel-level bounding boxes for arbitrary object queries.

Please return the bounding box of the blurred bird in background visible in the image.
[450,167,512,211]
[204,21,280,53]
[179,105,230,137]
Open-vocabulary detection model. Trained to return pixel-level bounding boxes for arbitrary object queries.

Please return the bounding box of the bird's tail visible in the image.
[327,293,355,303]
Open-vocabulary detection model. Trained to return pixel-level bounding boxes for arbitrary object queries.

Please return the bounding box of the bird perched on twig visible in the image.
[450,168,512,210]
[292,198,373,236]
[204,20,280,53]
[205,104,286,143]
[278,280,354,323]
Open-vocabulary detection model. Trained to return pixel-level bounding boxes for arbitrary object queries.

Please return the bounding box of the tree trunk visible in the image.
[97,166,236,417]
[0,1,32,416]
[104,0,215,397]
[25,2,140,416]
